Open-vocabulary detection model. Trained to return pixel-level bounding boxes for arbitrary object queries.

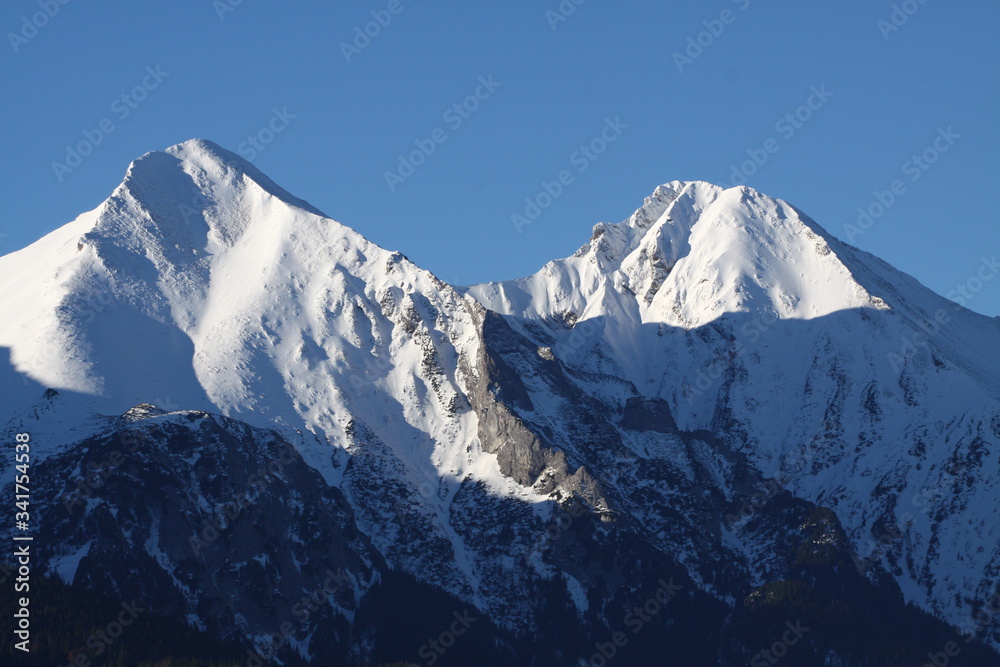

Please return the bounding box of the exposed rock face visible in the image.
[2,141,999,664]
[27,409,379,657]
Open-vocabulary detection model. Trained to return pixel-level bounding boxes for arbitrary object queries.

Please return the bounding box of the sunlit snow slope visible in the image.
[467,180,1000,640]
[1,143,998,649]
[0,140,541,607]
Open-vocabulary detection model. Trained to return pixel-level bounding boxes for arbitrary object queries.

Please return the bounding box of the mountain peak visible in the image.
[115,138,325,220]
[637,183,889,327]
[625,180,697,230]
[164,137,240,163]
[470,180,890,327]
[4,143,1000,658]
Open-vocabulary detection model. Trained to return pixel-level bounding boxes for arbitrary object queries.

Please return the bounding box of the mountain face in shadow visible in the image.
[1,140,998,665]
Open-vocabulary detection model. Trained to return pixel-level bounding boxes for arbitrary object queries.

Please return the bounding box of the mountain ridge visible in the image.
[2,139,998,663]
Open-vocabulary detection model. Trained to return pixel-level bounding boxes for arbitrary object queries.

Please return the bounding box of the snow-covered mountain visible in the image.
[2,140,998,665]
[468,179,1000,636]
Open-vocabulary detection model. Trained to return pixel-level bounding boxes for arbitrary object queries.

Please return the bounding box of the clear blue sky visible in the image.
[2,0,998,315]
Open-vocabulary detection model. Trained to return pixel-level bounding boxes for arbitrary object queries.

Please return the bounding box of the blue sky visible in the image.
[2,0,998,315]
